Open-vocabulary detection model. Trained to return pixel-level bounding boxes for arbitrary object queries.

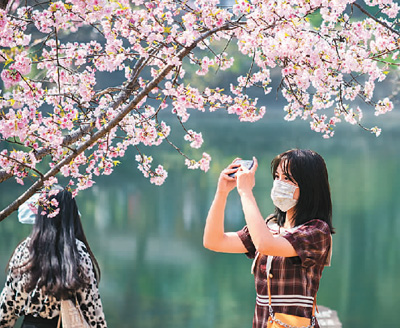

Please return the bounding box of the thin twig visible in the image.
[0,22,236,220]
[353,3,400,37]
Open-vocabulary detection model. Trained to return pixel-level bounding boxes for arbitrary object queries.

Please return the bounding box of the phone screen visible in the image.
[228,160,254,177]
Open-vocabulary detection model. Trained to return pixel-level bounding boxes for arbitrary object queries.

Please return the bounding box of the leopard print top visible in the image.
[0,237,107,328]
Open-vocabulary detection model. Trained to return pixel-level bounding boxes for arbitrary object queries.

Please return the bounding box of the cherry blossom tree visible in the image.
[0,0,399,220]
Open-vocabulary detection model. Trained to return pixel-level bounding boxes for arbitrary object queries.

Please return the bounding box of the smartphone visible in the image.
[228,159,254,177]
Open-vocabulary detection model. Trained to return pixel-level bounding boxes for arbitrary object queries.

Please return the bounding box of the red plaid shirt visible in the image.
[237,218,332,328]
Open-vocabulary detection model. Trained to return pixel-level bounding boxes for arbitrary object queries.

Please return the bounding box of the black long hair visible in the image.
[21,186,101,299]
[271,149,334,234]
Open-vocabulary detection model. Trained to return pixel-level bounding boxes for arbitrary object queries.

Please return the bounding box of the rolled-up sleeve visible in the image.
[0,270,19,328]
[0,241,28,328]
[283,219,331,268]
[77,243,107,328]
[237,225,257,259]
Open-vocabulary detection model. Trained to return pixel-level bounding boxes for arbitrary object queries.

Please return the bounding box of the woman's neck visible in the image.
[283,209,295,229]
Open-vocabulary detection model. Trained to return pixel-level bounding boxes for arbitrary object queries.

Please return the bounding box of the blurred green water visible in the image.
[1,111,399,328]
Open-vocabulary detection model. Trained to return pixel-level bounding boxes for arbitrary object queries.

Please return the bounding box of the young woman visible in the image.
[0,186,107,328]
[203,149,334,328]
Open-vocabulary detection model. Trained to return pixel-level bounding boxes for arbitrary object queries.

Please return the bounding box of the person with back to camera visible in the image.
[203,149,334,328]
[0,185,107,328]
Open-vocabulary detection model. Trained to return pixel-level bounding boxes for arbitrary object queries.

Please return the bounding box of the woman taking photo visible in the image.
[0,186,107,328]
[203,149,334,328]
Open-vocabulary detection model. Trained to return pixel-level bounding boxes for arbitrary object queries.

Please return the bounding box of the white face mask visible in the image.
[270,180,298,212]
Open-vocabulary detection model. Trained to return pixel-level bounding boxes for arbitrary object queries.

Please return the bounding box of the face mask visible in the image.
[270,180,298,212]
[18,194,39,224]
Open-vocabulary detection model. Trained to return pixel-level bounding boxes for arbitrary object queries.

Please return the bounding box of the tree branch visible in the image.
[353,3,400,37]
[0,0,9,10]
[0,56,146,184]
[0,23,234,221]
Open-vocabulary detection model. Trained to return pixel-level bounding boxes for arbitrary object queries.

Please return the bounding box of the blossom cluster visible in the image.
[185,153,212,172]
[184,130,204,149]
[135,154,168,186]
[0,0,398,211]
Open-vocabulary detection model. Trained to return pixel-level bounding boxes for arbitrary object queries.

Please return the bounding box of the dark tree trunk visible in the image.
[0,0,9,9]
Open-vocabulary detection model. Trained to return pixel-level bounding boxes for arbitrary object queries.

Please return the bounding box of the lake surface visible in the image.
[1,110,399,327]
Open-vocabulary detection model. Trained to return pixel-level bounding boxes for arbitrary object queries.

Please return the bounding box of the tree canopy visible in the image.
[0,0,399,220]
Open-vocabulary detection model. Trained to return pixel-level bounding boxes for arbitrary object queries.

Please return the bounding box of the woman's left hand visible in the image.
[236,156,258,196]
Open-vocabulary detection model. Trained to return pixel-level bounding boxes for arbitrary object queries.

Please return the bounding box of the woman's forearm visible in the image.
[240,191,297,257]
[203,190,229,250]
[239,191,273,253]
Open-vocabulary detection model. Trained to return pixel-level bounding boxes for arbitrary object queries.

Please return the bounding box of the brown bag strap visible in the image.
[267,274,272,306]
[57,294,79,328]
[312,296,317,316]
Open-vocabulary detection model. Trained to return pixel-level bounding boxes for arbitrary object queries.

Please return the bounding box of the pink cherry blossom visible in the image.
[374,98,393,116]
[371,126,382,137]
[184,130,204,149]
[150,165,168,186]
[199,153,212,172]
[0,0,399,219]
[1,69,21,88]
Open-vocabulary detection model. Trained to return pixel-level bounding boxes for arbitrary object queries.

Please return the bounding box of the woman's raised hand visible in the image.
[236,157,258,196]
[216,158,242,195]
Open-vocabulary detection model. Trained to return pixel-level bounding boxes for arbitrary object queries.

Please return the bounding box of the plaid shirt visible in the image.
[237,218,332,328]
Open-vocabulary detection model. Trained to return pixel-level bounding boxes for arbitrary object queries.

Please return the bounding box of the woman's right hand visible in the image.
[204,158,249,254]
[216,158,241,195]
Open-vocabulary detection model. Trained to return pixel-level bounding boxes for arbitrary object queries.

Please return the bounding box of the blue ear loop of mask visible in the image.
[18,193,39,224]
[18,194,81,224]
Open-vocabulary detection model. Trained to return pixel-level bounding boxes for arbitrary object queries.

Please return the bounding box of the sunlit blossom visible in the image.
[0,0,396,199]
